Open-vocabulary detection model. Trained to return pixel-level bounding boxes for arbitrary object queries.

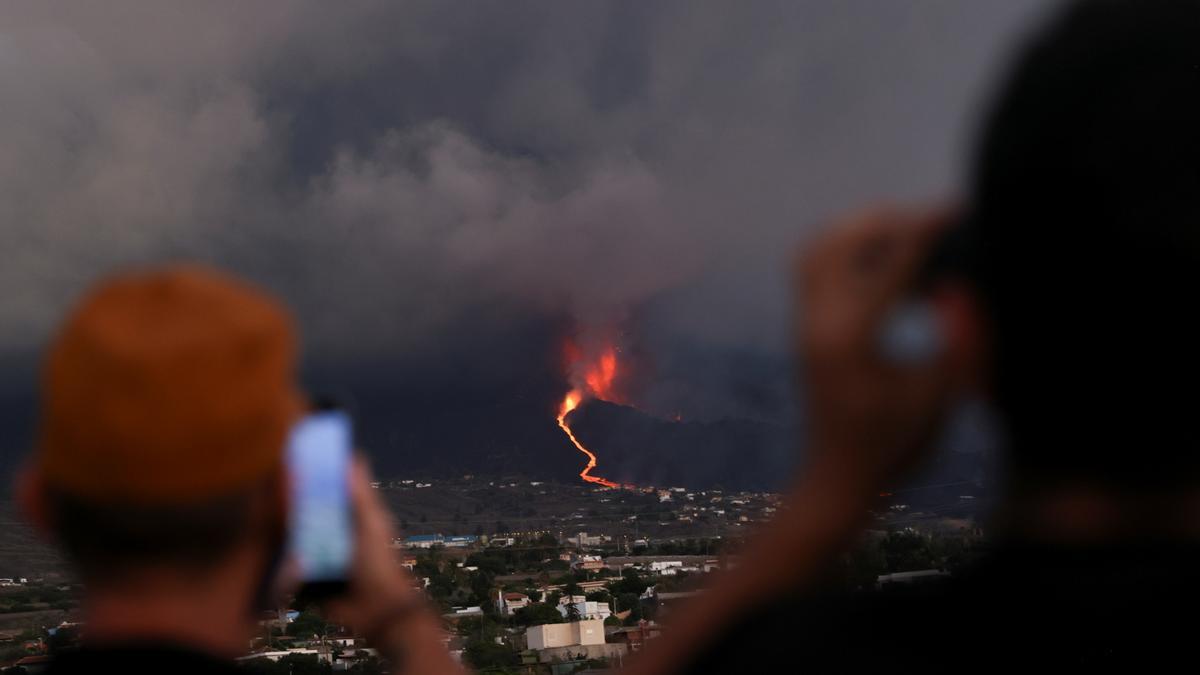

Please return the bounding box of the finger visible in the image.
[347,455,398,543]
[271,557,303,607]
[821,204,910,292]
[865,206,955,310]
[796,203,899,301]
[345,456,370,528]
[322,596,354,628]
[824,205,950,312]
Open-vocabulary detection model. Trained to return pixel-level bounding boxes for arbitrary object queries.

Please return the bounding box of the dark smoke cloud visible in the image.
[0,1,1055,474]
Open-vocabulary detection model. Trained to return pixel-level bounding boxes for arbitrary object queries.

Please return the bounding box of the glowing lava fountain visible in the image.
[556,390,619,488]
[556,345,625,489]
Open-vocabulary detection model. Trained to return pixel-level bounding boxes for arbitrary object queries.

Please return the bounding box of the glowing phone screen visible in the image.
[286,411,353,583]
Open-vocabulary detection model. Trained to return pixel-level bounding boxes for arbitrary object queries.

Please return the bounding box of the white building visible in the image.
[526,619,606,650]
[401,534,479,549]
[557,595,611,621]
[875,569,949,590]
[238,649,330,664]
[649,561,684,575]
[572,532,609,547]
[496,591,531,615]
[572,555,605,572]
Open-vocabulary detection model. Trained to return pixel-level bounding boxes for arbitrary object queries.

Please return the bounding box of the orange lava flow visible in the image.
[556,389,620,488]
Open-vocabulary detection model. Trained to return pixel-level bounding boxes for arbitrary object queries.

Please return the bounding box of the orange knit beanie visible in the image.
[35,264,303,504]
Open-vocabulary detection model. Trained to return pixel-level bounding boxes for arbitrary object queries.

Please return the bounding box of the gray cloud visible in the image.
[0,0,1055,422]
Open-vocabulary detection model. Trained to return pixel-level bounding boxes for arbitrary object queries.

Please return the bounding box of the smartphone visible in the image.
[879,300,944,365]
[877,214,976,365]
[286,408,354,599]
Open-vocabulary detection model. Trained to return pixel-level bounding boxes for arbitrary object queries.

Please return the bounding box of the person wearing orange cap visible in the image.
[14,265,464,675]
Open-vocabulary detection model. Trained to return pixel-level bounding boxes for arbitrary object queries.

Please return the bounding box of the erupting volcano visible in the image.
[556,343,626,488]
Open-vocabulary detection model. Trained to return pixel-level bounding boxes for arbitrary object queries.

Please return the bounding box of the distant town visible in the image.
[1,473,987,673]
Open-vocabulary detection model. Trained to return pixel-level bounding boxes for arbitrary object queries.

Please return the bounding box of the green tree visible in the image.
[512,602,564,626]
[464,639,519,671]
[287,610,329,639]
[608,568,648,596]
[881,530,935,573]
[565,600,582,623]
[616,593,642,623]
[345,651,384,674]
[456,615,503,640]
[466,552,509,577]
[241,653,331,675]
[278,654,332,675]
[845,540,888,590]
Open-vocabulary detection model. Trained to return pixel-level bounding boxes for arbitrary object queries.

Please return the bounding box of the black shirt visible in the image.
[46,643,243,675]
[680,540,1200,672]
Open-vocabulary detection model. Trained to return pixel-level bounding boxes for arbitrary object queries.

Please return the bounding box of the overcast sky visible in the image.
[0,1,1058,472]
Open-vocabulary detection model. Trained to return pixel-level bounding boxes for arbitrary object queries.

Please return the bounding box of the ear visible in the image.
[931,281,990,395]
[13,461,56,539]
[273,462,289,528]
[255,462,290,534]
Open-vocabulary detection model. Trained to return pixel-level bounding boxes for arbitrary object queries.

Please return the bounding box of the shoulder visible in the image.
[678,577,965,673]
[45,644,242,675]
[680,542,1200,673]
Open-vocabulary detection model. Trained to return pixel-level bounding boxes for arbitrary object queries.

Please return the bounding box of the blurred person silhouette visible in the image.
[14,266,463,674]
[626,0,1200,671]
